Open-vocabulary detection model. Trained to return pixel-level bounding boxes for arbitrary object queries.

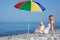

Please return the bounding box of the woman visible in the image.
[49,15,55,33]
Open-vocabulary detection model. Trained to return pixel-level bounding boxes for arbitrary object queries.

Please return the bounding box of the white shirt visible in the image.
[39,25,45,30]
[35,25,45,33]
[44,23,51,34]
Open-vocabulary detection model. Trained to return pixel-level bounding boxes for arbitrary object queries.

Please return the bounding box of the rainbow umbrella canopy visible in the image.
[14,0,46,12]
[14,0,46,34]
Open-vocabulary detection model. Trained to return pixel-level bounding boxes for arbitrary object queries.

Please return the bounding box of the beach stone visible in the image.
[0,37,8,40]
[58,37,60,39]
[30,38,34,40]
[47,37,53,40]
[54,38,58,40]
[39,37,47,40]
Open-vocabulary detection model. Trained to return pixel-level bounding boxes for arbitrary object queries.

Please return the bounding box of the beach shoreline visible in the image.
[0,29,60,40]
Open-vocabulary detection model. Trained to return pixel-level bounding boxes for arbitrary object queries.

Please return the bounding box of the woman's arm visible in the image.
[51,21,55,33]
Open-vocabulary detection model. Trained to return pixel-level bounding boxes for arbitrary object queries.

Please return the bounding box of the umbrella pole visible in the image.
[27,0,32,35]
[28,23,30,34]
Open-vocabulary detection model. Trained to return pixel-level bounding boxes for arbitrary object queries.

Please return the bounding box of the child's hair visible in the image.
[40,22,43,26]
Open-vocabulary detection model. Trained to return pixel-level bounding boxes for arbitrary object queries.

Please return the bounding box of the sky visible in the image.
[0,0,60,22]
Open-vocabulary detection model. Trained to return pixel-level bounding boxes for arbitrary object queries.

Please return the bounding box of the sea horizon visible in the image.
[0,22,60,37]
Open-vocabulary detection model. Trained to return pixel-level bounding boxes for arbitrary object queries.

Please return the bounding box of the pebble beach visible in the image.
[0,29,60,40]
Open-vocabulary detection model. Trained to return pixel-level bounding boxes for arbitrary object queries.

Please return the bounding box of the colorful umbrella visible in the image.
[14,0,46,34]
[14,0,46,12]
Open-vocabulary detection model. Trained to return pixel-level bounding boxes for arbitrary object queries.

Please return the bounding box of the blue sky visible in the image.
[0,0,60,22]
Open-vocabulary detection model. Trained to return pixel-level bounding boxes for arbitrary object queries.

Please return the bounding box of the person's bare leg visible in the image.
[52,26,54,33]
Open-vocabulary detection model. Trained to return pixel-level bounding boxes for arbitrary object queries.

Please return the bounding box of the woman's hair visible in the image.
[49,15,53,17]
[49,15,55,26]
[49,15,54,20]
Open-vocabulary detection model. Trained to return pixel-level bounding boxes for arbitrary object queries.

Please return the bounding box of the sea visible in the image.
[0,22,60,37]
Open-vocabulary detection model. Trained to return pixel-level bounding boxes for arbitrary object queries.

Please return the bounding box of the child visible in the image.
[35,22,45,34]
[49,15,55,33]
